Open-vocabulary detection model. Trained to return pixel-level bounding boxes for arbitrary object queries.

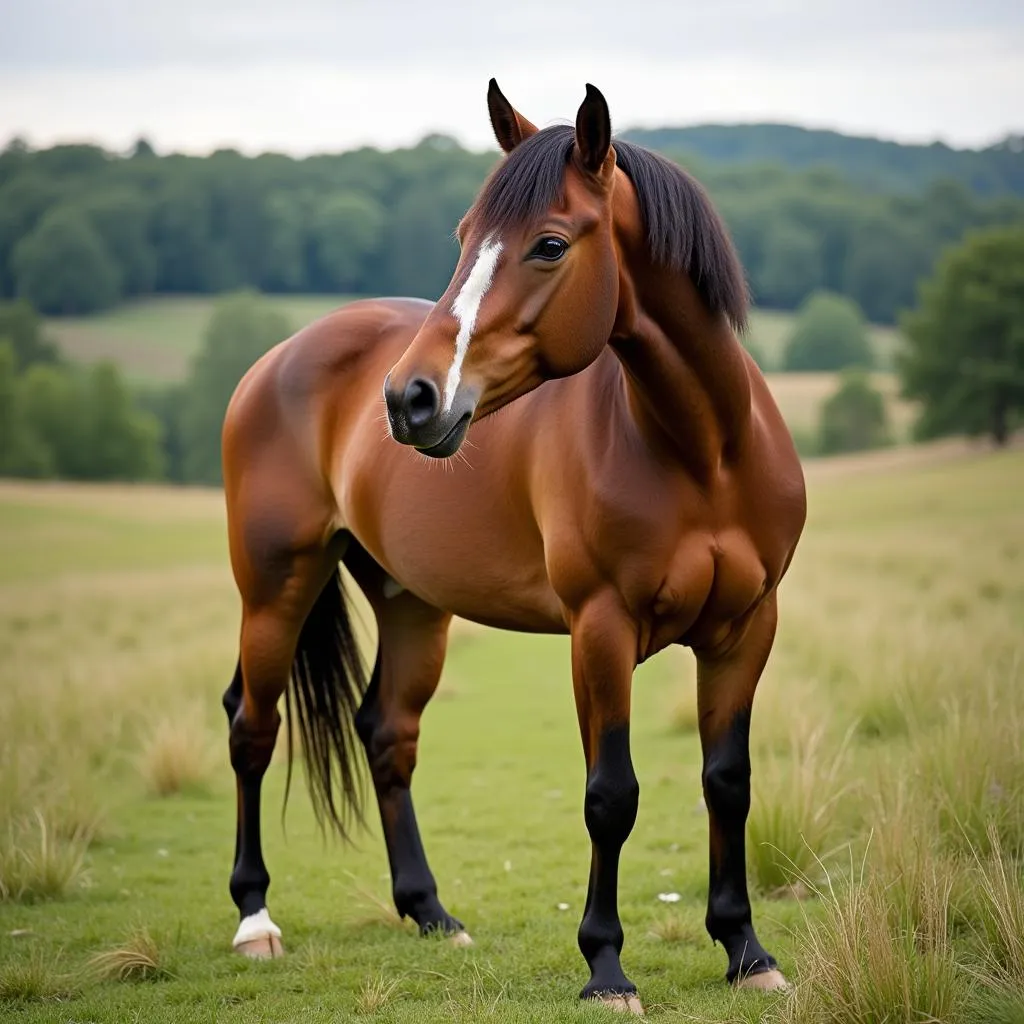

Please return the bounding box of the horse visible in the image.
[219,79,807,1014]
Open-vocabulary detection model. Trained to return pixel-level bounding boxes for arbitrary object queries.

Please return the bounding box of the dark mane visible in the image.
[472,125,749,331]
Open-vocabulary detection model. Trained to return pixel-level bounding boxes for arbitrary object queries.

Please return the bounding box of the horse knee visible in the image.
[702,718,751,821]
[362,716,420,791]
[229,711,280,779]
[584,728,639,848]
[222,663,243,727]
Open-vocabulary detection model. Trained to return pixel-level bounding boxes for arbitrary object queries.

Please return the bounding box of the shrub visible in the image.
[817,369,892,455]
[783,291,873,372]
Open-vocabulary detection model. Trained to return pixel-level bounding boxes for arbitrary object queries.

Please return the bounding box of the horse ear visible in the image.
[487,78,539,154]
[574,83,612,176]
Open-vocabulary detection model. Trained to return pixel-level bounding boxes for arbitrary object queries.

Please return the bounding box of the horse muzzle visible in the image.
[383,374,476,458]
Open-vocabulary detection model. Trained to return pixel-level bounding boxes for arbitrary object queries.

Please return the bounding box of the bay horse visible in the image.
[220,80,806,1013]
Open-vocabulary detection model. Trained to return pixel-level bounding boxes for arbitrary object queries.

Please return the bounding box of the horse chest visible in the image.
[638,527,769,660]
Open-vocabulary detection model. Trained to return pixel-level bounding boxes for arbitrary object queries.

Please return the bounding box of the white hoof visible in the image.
[449,930,474,947]
[232,909,284,959]
[589,992,645,1015]
[735,968,790,991]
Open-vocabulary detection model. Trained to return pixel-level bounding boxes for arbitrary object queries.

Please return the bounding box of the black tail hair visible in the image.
[284,567,369,839]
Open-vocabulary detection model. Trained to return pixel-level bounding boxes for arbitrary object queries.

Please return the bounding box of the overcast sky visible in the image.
[1,0,1021,156]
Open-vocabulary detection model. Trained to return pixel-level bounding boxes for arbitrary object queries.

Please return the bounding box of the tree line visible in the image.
[623,125,1024,198]
[2,134,1022,324]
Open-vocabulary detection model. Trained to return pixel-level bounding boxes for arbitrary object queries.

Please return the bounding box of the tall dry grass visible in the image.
[138,703,218,797]
[0,811,92,904]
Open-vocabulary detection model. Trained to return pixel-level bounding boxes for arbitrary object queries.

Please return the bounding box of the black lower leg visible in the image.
[223,665,243,866]
[578,725,639,1000]
[702,710,776,982]
[226,683,278,921]
[355,663,460,935]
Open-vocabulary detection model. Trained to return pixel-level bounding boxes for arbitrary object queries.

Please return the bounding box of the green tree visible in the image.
[382,177,477,298]
[783,290,873,372]
[12,206,121,314]
[18,360,162,479]
[81,188,158,296]
[0,298,59,369]
[181,291,293,483]
[842,215,934,323]
[310,192,384,293]
[137,383,187,483]
[19,362,89,476]
[260,192,309,292]
[818,369,892,454]
[898,226,1024,446]
[0,175,61,297]
[754,219,823,309]
[84,362,164,480]
[0,342,53,478]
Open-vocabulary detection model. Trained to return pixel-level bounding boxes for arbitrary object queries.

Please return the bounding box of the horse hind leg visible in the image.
[224,537,365,958]
[346,545,468,944]
[224,603,295,958]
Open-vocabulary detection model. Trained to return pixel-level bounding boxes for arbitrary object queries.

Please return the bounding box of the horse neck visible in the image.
[608,256,753,479]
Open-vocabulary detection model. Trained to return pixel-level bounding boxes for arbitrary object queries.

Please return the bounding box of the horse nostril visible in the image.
[405,378,440,427]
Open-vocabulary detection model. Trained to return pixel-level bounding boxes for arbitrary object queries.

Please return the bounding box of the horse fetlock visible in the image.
[578,913,625,962]
[579,945,637,1007]
[716,921,778,984]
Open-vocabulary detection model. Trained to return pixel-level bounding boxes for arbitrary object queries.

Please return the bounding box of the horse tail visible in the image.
[285,567,370,839]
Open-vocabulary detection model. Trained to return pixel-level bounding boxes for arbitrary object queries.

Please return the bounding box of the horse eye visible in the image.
[529,237,569,262]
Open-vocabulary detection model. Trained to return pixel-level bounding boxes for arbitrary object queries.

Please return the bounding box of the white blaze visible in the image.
[445,235,503,412]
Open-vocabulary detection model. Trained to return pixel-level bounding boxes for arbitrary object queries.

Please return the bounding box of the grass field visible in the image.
[2,443,1022,1022]
[44,296,915,446]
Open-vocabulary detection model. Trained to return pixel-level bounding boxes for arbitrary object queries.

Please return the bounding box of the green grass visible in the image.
[0,444,1021,1021]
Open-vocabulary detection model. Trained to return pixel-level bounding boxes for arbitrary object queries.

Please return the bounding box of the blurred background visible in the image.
[0,0,1021,476]
[1,3,1022,1022]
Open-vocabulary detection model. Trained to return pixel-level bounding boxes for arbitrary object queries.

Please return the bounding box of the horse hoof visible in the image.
[589,993,645,1015]
[735,968,790,992]
[234,934,284,959]
[232,909,284,959]
[449,930,474,948]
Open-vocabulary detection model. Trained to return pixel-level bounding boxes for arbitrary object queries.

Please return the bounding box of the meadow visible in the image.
[1,442,1022,1022]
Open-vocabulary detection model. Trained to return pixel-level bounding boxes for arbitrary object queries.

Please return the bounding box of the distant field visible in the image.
[766,371,916,442]
[45,295,358,383]
[1,443,1021,1022]
[46,297,903,383]
[45,295,914,446]
[743,307,903,371]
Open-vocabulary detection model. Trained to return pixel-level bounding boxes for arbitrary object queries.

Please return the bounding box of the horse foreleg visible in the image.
[696,592,788,990]
[570,593,643,1015]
